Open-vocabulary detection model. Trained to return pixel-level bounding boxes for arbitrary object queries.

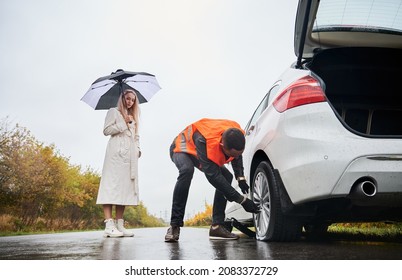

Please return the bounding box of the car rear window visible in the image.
[313,0,402,34]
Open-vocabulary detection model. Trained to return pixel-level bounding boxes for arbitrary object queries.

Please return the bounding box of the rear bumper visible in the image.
[268,103,402,206]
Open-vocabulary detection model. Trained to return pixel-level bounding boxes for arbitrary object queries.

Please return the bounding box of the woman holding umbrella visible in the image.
[96,89,141,237]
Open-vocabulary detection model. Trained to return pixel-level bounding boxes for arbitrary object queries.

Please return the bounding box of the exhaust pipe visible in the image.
[351,180,377,197]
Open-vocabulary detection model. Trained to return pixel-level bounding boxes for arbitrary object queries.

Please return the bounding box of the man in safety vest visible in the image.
[165,118,260,242]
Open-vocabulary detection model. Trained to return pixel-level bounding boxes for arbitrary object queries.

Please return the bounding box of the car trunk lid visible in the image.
[294,0,402,67]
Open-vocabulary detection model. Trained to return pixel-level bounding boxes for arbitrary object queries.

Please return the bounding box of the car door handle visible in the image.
[246,125,255,136]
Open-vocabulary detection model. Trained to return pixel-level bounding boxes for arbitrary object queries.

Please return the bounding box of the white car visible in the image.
[225,0,402,241]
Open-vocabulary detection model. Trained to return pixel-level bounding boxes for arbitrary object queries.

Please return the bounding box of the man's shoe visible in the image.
[164,226,180,242]
[209,224,239,240]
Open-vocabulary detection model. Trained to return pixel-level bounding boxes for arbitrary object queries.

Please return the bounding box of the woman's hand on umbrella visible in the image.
[125,115,134,123]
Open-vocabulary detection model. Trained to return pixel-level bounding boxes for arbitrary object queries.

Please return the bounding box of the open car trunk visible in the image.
[306,47,402,137]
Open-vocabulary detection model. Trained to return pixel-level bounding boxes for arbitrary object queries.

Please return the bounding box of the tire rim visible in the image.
[253,170,271,237]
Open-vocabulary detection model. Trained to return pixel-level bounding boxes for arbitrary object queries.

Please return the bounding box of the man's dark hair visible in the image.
[222,128,245,151]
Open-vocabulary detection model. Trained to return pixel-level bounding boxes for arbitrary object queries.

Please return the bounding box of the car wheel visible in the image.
[252,161,301,241]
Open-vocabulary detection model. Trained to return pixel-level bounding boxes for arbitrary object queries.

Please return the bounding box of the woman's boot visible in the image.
[103,219,124,238]
[116,219,134,237]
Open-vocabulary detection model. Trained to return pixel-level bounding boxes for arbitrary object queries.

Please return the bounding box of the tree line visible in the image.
[0,118,165,234]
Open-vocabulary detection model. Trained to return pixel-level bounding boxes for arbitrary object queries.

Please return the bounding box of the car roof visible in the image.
[294,0,402,61]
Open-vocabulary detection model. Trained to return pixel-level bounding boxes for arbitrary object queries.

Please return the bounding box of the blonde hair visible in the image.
[118,89,140,133]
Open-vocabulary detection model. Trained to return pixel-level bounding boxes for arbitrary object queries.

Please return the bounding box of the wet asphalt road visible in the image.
[0,227,401,260]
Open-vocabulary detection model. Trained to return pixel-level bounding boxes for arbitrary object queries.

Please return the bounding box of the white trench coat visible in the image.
[96,108,140,206]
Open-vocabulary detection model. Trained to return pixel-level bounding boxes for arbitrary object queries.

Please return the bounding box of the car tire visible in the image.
[252,161,301,241]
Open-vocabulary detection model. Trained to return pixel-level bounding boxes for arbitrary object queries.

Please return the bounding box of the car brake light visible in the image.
[273,76,326,113]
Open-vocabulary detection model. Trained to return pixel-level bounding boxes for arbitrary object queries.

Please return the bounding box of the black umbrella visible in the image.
[81,69,161,110]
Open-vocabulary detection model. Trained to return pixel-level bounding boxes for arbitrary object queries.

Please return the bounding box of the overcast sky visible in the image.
[0,0,299,220]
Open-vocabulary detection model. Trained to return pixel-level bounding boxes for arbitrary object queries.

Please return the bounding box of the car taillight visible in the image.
[273,76,326,113]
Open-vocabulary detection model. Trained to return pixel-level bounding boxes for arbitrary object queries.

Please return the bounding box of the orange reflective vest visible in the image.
[173,118,244,166]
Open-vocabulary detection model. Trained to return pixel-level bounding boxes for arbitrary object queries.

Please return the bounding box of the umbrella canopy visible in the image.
[81,69,161,110]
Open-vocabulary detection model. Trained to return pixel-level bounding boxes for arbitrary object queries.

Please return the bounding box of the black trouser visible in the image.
[169,144,233,227]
